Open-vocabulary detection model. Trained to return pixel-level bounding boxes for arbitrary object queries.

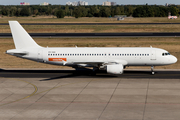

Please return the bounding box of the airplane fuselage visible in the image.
[7,47,177,67]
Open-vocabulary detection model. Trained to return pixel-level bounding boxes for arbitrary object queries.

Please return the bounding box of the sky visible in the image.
[1,0,180,5]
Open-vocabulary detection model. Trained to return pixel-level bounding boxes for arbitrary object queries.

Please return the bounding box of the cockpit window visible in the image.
[162,52,170,56]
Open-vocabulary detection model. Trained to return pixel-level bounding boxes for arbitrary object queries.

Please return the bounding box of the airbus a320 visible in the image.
[6,21,177,75]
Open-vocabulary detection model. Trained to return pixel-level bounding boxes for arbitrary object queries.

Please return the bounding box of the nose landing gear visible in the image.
[151,66,155,75]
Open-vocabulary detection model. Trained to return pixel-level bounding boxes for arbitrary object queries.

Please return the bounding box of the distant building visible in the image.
[84,2,88,5]
[111,2,116,6]
[40,2,49,5]
[66,1,88,6]
[103,1,111,6]
[20,2,30,5]
[165,3,176,6]
[73,1,78,6]
[165,3,168,6]
[103,1,116,6]
[66,1,72,5]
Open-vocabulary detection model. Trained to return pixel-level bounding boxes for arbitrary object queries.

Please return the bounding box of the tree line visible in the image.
[0,5,179,18]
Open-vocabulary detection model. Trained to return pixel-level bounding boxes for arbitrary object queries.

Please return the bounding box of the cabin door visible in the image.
[151,50,156,60]
[38,49,43,62]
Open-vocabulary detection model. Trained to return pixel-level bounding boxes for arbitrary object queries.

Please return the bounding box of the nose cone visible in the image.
[171,56,177,64]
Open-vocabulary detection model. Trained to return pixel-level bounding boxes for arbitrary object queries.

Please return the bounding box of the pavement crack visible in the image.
[53,79,93,120]
[142,78,150,120]
[98,79,121,120]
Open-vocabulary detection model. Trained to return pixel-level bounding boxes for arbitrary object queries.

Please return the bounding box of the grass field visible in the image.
[0,37,179,69]
[0,16,180,23]
[1,24,180,33]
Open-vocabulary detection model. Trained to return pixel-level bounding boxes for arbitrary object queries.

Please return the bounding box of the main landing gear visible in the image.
[151,66,155,75]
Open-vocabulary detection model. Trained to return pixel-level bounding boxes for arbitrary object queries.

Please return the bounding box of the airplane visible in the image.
[6,21,177,75]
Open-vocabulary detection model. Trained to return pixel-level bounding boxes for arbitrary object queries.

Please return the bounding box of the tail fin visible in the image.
[9,21,41,49]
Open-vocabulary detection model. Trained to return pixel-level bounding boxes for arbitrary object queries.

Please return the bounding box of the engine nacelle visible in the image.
[106,64,124,74]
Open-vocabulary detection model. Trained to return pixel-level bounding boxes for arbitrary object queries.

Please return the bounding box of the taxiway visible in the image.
[0,69,180,120]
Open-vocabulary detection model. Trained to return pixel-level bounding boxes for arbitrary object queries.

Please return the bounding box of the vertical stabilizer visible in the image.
[9,21,41,49]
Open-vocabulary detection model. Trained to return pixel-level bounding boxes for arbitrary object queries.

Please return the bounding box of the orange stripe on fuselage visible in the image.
[48,58,67,61]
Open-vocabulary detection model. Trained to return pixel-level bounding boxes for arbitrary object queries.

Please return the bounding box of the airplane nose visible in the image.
[172,56,177,63]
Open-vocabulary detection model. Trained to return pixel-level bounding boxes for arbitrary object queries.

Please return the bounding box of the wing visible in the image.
[72,59,128,67]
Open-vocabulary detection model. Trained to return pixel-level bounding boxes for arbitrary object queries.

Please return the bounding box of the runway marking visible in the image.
[0,77,38,107]
[0,77,93,106]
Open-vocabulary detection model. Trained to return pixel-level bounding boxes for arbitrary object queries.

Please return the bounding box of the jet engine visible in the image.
[106,64,123,74]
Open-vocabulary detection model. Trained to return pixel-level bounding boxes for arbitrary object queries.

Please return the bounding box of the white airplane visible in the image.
[6,21,177,75]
